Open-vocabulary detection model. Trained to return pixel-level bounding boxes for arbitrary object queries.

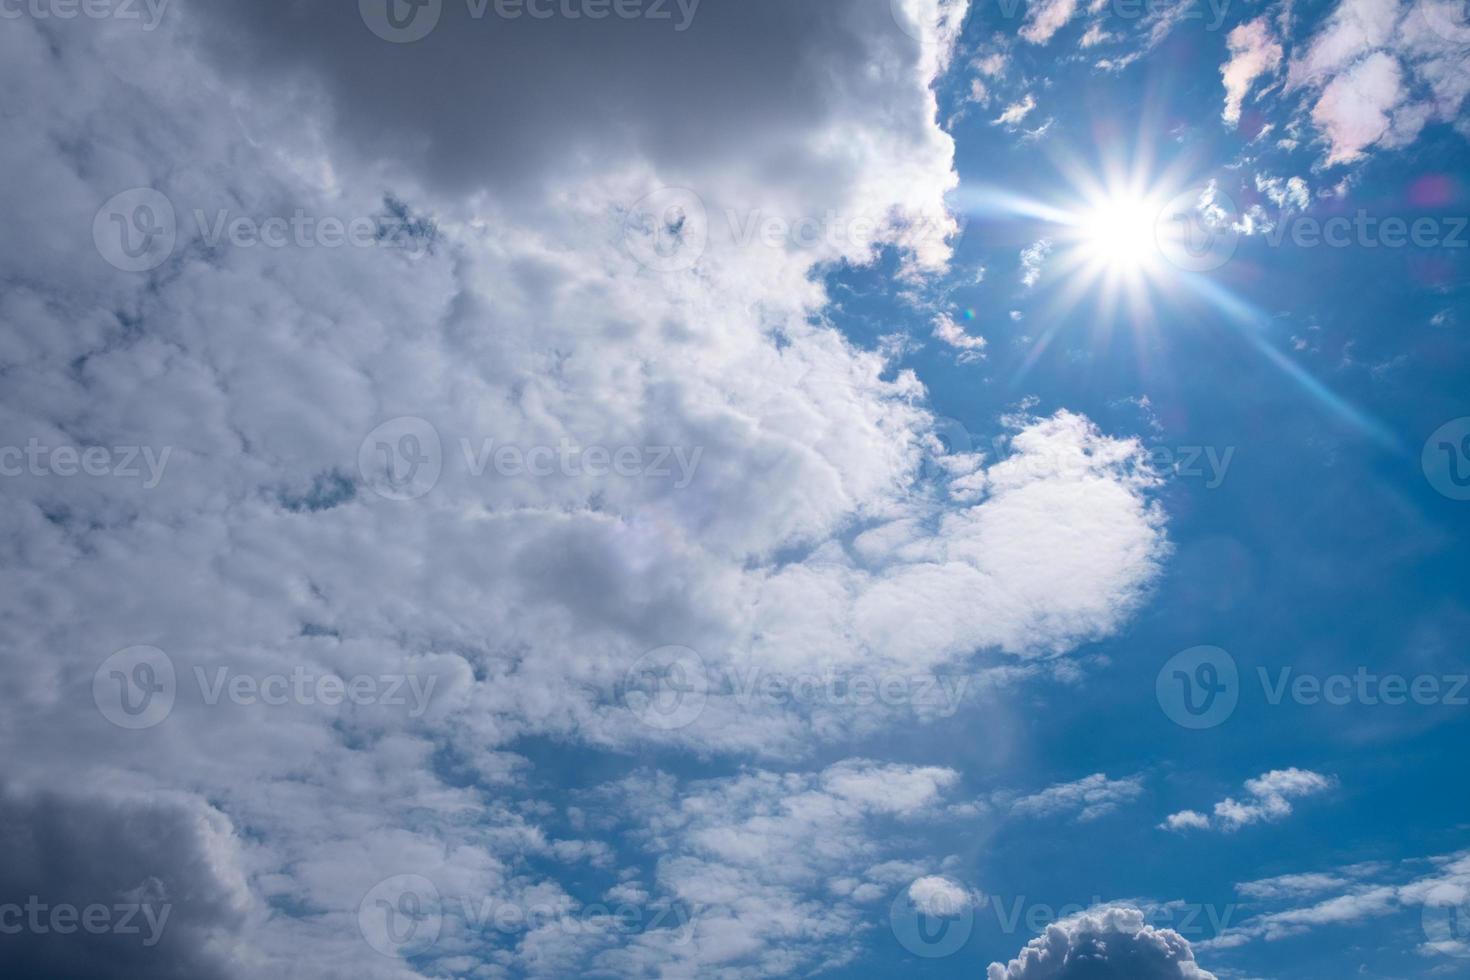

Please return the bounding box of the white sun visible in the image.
[1076,194,1163,274]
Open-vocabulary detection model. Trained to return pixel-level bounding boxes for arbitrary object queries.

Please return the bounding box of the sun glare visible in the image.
[1077,194,1163,273]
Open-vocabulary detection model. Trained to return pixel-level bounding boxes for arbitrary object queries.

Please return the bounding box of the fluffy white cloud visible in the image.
[907,874,982,916]
[0,1,1175,976]
[1020,0,1081,44]
[1221,17,1284,124]
[987,906,1218,979]
[1162,769,1335,832]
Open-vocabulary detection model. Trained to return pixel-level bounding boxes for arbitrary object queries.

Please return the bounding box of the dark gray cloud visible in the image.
[0,785,249,980]
[183,0,925,198]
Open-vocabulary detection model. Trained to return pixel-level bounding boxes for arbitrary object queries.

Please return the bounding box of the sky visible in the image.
[0,0,1467,978]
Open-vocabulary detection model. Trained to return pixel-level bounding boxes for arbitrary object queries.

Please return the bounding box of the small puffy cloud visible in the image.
[1221,17,1284,124]
[1159,809,1211,832]
[907,875,983,916]
[1255,173,1312,210]
[987,906,1218,979]
[1020,0,1082,44]
[1010,774,1145,823]
[932,313,988,361]
[1162,768,1335,832]
[995,93,1039,127]
[1020,238,1053,287]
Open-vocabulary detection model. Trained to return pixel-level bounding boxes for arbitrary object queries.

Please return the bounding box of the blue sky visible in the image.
[2,0,1468,978]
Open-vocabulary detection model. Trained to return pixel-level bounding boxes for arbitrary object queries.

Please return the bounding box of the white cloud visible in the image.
[1009,773,1145,822]
[932,313,988,361]
[1162,769,1335,833]
[995,93,1039,127]
[1221,18,1284,124]
[908,875,984,916]
[987,905,1218,979]
[1020,0,1082,44]
[1020,238,1053,287]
